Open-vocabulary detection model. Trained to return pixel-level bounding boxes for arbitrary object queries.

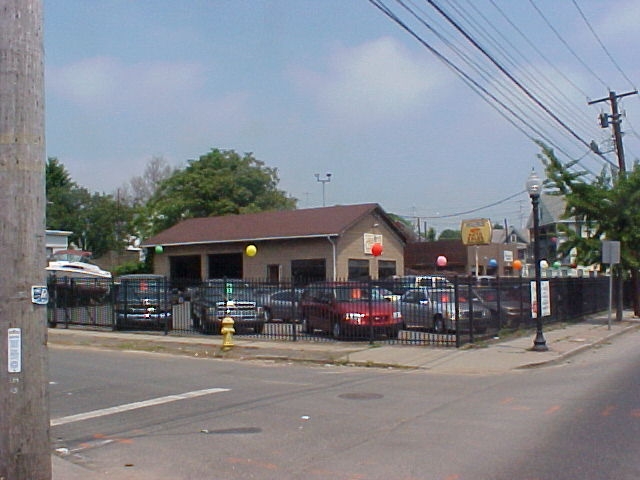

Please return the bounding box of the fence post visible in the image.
[454,276,461,348]
[291,280,298,342]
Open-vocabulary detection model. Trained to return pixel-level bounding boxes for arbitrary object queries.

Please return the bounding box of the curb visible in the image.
[515,321,640,369]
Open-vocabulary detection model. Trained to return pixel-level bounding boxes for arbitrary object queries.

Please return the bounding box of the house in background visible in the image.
[141,203,407,287]
[405,233,522,277]
[45,230,72,257]
[526,194,590,269]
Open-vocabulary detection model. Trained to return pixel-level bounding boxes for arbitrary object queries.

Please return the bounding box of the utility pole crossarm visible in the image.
[588,90,638,173]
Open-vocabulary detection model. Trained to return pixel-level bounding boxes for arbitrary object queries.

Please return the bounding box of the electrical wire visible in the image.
[527,0,609,89]
[571,0,638,92]
[369,0,621,173]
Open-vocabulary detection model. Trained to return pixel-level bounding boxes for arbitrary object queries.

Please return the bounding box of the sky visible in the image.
[44,0,640,235]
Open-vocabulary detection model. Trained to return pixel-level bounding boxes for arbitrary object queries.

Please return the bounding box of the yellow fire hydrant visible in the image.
[220,315,235,351]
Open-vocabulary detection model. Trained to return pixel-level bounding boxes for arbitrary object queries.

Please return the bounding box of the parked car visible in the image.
[114,274,173,330]
[399,287,489,334]
[299,281,403,339]
[474,285,530,328]
[191,279,264,334]
[258,288,303,322]
[375,275,452,298]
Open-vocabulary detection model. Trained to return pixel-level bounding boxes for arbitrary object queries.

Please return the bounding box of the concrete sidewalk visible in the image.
[50,310,639,479]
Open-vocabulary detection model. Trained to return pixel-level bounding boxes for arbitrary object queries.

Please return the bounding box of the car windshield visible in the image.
[200,281,253,299]
[432,291,454,303]
[118,279,167,300]
[334,287,388,302]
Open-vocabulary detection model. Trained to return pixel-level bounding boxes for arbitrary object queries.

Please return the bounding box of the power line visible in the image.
[527,0,609,89]
[571,0,638,92]
[368,0,622,173]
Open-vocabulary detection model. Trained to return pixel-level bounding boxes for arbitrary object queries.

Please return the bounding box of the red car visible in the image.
[300,281,403,339]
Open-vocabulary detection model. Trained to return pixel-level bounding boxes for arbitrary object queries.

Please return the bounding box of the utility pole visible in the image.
[0,1,51,479]
[588,89,638,173]
[589,89,638,322]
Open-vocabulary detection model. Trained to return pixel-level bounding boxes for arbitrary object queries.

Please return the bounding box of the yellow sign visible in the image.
[461,218,492,246]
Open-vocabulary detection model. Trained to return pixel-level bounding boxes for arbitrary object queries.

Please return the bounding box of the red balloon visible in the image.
[371,243,383,256]
[436,255,447,267]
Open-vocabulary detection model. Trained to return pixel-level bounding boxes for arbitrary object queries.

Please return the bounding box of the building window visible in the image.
[348,259,369,281]
[378,260,396,279]
[291,259,326,284]
[267,264,280,283]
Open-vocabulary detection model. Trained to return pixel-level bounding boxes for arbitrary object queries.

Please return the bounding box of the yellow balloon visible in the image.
[245,245,257,257]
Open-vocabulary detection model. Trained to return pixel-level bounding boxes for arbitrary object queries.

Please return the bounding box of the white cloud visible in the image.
[47,56,206,113]
[289,37,444,127]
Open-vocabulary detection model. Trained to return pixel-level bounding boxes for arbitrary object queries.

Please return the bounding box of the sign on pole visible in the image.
[461,218,492,246]
[601,240,620,264]
[530,280,551,318]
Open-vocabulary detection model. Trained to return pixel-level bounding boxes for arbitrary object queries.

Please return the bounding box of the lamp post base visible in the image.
[532,331,548,351]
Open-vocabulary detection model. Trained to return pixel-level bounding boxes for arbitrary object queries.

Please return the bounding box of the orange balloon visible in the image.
[513,259,522,270]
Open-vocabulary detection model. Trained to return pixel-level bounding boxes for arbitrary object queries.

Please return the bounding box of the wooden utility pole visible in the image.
[0,1,51,479]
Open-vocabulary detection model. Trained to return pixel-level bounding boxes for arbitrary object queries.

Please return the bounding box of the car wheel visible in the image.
[387,325,401,339]
[332,321,343,339]
[301,314,312,334]
[255,322,265,334]
[433,316,445,334]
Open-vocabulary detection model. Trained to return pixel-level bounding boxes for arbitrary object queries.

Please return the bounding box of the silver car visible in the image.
[259,288,303,322]
[399,288,490,334]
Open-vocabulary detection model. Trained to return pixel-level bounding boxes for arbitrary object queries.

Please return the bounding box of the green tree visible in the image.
[46,157,132,257]
[539,142,640,314]
[145,148,296,234]
[438,229,462,240]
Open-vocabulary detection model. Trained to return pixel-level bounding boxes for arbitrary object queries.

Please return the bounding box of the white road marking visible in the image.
[51,387,230,426]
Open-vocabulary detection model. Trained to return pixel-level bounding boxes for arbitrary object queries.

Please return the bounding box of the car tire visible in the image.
[387,325,401,339]
[255,322,265,334]
[331,321,343,339]
[301,314,312,334]
[433,316,445,334]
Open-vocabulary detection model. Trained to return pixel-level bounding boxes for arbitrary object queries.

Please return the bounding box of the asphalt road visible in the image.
[50,329,640,479]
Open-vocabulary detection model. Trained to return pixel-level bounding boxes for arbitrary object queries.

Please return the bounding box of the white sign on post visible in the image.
[8,328,21,373]
[530,280,551,318]
[601,240,620,264]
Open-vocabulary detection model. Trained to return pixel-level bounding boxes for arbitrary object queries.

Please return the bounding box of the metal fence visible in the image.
[47,274,614,347]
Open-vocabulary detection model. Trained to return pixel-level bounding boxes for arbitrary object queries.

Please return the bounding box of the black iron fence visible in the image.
[48,274,615,347]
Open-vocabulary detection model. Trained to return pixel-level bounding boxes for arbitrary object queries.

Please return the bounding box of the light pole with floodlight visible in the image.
[526,169,548,351]
[315,172,332,207]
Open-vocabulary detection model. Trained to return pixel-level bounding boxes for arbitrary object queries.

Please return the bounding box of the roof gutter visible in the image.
[142,233,340,248]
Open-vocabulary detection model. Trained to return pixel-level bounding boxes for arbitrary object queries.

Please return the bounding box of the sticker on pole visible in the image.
[8,328,21,373]
[31,286,49,305]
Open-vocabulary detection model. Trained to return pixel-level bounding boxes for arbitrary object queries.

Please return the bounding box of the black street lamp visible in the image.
[526,169,548,351]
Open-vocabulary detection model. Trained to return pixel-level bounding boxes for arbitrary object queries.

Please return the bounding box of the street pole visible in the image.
[0,1,51,479]
[526,170,548,352]
[314,172,331,207]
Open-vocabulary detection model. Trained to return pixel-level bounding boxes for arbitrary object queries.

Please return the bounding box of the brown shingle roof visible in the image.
[142,203,405,247]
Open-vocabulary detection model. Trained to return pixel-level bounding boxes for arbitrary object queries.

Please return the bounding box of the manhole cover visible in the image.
[338,393,383,400]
